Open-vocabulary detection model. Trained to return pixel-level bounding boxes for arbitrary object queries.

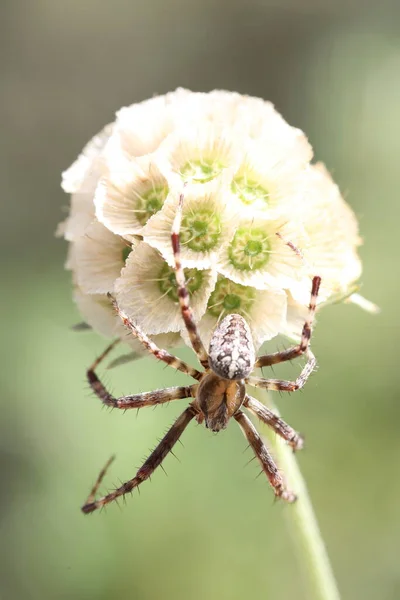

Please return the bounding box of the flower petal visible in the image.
[114,242,217,335]
[142,177,237,270]
[186,275,287,350]
[95,155,169,236]
[71,220,135,294]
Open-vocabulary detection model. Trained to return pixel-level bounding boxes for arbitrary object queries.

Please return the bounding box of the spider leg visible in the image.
[255,275,321,368]
[170,188,209,370]
[87,341,197,408]
[85,455,115,506]
[108,296,203,381]
[246,349,316,392]
[81,405,197,513]
[243,395,303,451]
[234,410,296,502]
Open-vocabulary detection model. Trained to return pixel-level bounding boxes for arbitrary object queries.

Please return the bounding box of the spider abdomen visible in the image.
[208,314,255,380]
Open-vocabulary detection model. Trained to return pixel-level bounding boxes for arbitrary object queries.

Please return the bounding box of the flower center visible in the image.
[231,176,269,206]
[223,294,241,311]
[135,185,168,226]
[158,263,204,303]
[180,209,222,252]
[121,245,132,262]
[228,227,271,271]
[208,277,256,319]
[180,159,224,183]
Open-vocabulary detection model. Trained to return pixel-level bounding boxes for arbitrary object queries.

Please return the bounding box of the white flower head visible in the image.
[217,216,307,290]
[114,242,217,335]
[189,275,287,350]
[69,220,135,294]
[95,155,169,237]
[142,177,237,270]
[60,89,369,350]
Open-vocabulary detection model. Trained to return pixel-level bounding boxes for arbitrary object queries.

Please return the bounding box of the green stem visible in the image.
[254,389,341,600]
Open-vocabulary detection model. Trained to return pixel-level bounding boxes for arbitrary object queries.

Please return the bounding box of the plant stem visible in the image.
[254,389,341,600]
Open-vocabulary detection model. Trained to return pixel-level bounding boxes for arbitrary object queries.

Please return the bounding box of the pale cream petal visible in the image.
[290,163,362,302]
[157,124,243,187]
[109,93,180,160]
[282,292,311,342]
[114,242,217,335]
[72,220,134,294]
[346,293,380,314]
[142,177,237,270]
[185,276,287,350]
[73,288,183,354]
[95,155,169,236]
[228,144,309,219]
[56,193,96,242]
[62,124,114,194]
[58,124,114,241]
[73,288,126,339]
[217,216,307,290]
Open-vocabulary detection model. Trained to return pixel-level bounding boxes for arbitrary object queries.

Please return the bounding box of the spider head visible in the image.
[197,373,246,432]
[208,314,256,381]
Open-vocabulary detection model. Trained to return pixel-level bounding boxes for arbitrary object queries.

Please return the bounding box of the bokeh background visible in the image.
[2,1,399,599]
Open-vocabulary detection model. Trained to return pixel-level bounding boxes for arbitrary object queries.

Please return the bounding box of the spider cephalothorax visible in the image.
[81,191,321,513]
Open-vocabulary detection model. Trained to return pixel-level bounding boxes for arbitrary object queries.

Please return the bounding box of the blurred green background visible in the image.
[2,1,399,599]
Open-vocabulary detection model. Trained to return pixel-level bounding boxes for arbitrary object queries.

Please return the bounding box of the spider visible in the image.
[81,191,321,513]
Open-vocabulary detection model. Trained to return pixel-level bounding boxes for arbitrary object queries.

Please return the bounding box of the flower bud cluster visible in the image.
[58,89,364,353]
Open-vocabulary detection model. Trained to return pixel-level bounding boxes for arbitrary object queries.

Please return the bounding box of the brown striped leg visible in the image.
[170,189,209,370]
[81,405,197,513]
[234,411,296,503]
[244,395,303,451]
[85,455,115,506]
[108,294,203,381]
[87,342,197,408]
[246,348,316,393]
[255,275,321,369]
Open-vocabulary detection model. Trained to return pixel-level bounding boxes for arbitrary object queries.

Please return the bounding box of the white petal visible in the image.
[72,220,135,294]
[73,288,126,339]
[114,242,217,335]
[282,292,311,342]
[217,217,307,290]
[228,144,308,219]
[157,123,243,187]
[73,287,183,353]
[56,193,96,242]
[290,163,362,302]
[109,93,179,160]
[142,177,237,270]
[185,276,287,350]
[62,123,114,194]
[95,155,169,236]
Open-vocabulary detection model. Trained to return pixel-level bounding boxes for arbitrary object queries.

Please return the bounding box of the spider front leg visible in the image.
[255,275,321,369]
[246,349,316,393]
[234,410,296,503]
[170,189,209,370]
[247,275,321,393]
[108,295,203,381]
[87,340,197,409]
[81,405,198,513]
[244,395,303,451]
